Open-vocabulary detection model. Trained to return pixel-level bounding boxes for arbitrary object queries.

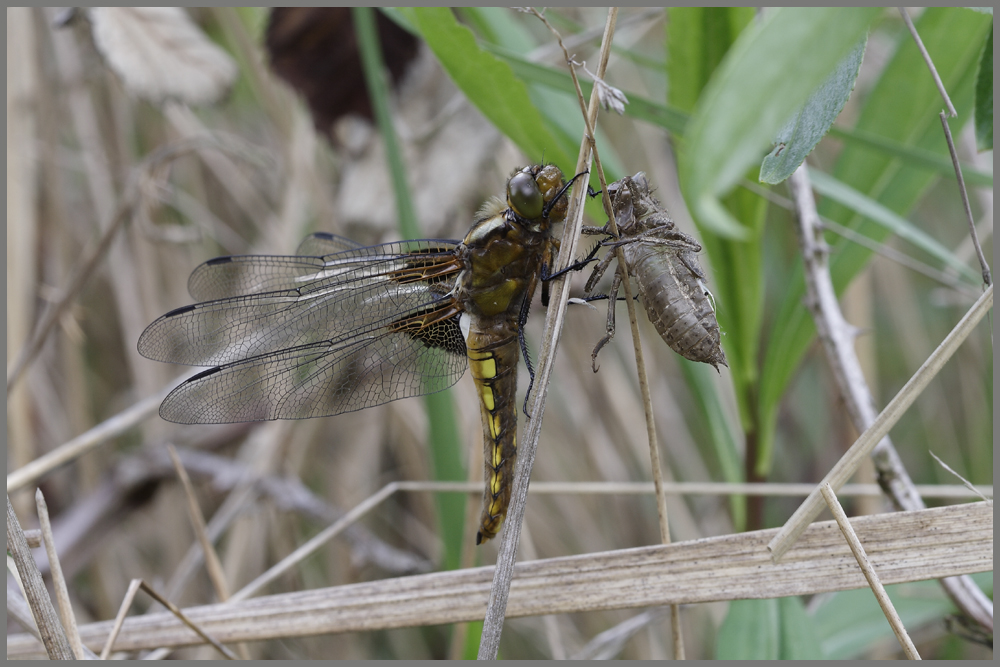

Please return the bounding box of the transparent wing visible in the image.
[140,240,463,367]
[158,315,467,423]
[187,235,456,301]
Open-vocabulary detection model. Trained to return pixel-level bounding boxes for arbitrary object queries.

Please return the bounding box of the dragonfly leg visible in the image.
[542,240,603,284]
[591,270,623,372]
[517,293,536,419]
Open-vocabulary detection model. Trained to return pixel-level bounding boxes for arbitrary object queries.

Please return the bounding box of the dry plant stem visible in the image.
[166,444,232,602]
[102,579,238,659]
[6,495,74,659]
[477,9,619,660]
[898,8,957,118]
[101,579,143,660]
[7,377,182,493]
[820,484,921,659]
[928,451,992,503]
[5,195,129,391]
[230,482,400,602]
[9,501,989,657]
[774,164,994,629]
[939,111,992,286]
[35,490,85,659]
[165,445,253,659]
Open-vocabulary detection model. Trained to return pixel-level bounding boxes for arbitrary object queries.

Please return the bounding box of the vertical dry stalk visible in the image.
[7,496,75,659]
[820,484,921,659]
[529,7,684,657]
[477,8,620,660]
[34,490,85,658]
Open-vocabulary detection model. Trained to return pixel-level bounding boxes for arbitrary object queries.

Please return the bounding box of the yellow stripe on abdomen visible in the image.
[466,330,519,545]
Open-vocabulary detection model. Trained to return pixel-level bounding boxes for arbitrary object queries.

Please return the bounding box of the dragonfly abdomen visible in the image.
[465,323,520,544]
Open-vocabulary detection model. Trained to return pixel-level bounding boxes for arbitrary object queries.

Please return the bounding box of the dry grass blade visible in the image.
[478,8,619,659]
[101,579,238,659]
[100,579,142,660]
[7,501,990,658]
[6,496,74,659]
[166,444,232,602]
[820,484,921,660]
[928,451,992,504]
[6,376,187,493]
[230,482,400,603]
[34,490,85,659]
[571,606,672,660]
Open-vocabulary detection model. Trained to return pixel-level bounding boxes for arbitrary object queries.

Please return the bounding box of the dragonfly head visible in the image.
[506,169,544,220]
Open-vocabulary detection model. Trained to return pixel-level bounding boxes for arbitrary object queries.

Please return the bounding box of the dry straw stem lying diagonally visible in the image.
[7,501,990,658]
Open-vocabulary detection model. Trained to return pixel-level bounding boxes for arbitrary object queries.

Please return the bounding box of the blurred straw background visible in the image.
[6,7,992,659]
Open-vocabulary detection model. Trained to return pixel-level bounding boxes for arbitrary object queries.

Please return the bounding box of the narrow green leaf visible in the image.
[717,599,780,659]
[778,596,825,659]
[679,7,881,238]
[828,125,993,187]
[974,25,993,150]
[760,37,867,185]
[810,170,982,283]
[402,8,574,174]
[756,8,991,472]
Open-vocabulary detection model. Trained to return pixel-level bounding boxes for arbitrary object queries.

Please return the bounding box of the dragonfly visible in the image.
[139,164,585,544]
[583,172,727,371]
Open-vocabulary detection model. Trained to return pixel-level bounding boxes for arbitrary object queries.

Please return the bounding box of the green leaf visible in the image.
[717,599,779,659]
[778,596,825,659]
[975,25,993,150]
[810,170,982,283]
[402,8,574,174]
[666,7,756,114]
[756,8,992,473]
[760,37,868,185]
[679,7,882,238]
[813,573,993,659]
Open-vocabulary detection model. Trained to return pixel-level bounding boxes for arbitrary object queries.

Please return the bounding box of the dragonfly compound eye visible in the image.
[507,171,544,220]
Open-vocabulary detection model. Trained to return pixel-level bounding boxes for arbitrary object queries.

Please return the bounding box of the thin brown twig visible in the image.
[166,444,233,603]
[6,495,75,659]
[34,490,85,659]
[898,8,957,117]
[7,373,192,493]
[938,111,992,286]
[528,16,686,655]
[165,444,253,659]
[101,578,238,660]
[100,579,143,660]
[478,8,620,660]
[773,163,994,630]
[820,484,921,659]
